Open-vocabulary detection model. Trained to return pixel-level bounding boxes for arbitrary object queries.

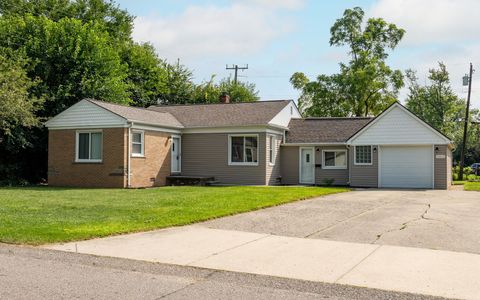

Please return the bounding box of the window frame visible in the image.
[268,135,276,166]
[131,130,145,157]
[354,145,373,166]
[321,149,347,170]
[228,134,259,166]
[75,130,103,163]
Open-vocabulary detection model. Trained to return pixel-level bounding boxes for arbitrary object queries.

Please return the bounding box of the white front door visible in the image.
[171,136,181,173]
[379,145,433,188]
[300,147,315,184]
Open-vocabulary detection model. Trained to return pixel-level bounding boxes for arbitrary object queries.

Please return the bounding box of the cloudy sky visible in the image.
[116,0,480,108]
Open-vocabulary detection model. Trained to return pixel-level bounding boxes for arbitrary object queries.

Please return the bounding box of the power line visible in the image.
[226,64,248,84]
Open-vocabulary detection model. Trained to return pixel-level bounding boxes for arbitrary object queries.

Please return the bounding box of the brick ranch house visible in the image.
[45,98,453,189]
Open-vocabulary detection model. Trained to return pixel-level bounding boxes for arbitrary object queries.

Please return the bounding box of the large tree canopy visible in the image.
[291,7,405,117]
[0,0,259,183]
[406,62,480,165]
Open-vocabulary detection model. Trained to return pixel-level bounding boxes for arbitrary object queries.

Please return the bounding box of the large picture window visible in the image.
[76,131,102,162]
[322,150,347,169]
[229,135,258,165]
[355,146,372,165]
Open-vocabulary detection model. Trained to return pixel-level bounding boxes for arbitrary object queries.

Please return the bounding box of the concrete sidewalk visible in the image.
[45,226,480,300]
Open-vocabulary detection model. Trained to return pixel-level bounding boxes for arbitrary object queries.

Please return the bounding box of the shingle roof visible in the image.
[87,99,183,128]
[147,100,291,128]
[286,118,374,143]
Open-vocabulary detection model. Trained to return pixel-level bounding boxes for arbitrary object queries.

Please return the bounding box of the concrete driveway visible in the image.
[201,189,480,254]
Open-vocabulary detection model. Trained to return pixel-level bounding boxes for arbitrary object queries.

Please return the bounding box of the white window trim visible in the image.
[268,135,276,166]
[131,130,145,157]
[75,130,103,163]
[322,149,347,170]
[354,145,373,166]
[228,134,260,166]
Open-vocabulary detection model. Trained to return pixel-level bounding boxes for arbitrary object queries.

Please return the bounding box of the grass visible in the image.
[464,182,480,191]
[0,186,348,245]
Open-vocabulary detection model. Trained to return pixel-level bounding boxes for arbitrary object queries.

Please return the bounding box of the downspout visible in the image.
[127,122,133,188]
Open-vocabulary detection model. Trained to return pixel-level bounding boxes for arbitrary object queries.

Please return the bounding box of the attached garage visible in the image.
[379,145,433,189]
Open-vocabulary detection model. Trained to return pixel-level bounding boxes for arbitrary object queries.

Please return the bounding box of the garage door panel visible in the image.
[380,146,433,188]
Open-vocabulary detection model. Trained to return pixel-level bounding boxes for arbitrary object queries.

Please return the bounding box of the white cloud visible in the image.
[369,0,480,45]
[368,0,480,108]
[244,0,306,10]
[132,2,299,62]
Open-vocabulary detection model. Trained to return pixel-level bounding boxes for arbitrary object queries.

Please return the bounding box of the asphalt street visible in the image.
[0,244,448,300]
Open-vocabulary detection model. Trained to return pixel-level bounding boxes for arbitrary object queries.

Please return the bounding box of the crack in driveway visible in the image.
[373,203,436,244]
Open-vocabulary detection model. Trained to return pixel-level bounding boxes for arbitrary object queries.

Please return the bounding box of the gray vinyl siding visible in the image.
[181,133,267,185]
[434,144,448,190]
[349,145,378,187]
[315,146,349,186]
[447,147,452,188]
[266,134,282,185]
[280,146,299,185]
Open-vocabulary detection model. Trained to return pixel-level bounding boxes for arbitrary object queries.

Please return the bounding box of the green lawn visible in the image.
[0,186,348,245]
[464,182,480,191]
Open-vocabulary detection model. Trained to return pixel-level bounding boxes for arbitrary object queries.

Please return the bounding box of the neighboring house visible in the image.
[45,98,453,189]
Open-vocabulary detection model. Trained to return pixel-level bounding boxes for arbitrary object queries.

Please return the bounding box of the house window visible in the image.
[322,150,347,169]
[131,130,144,156]
[355,146,372,165]
[229,135,258,165]
[76,131,102,162]
[269,135,276,165]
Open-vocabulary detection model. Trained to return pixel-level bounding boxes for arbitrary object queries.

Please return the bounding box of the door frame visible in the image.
[171,135,181,174]
[299,146,315,184]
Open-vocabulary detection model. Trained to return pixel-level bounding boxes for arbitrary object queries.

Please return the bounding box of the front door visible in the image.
[171,136,181,173]
[300,147,315,184]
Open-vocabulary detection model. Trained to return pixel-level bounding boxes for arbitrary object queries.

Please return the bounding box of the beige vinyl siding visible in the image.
[434,144,449,190]
[181,133,267,185]
[266,134,282,185]
[349,145,378,187]
[316,146,349,186]
[280,146,299,184]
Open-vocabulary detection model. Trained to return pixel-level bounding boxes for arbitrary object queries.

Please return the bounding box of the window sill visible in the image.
[228,162,259,167]
[73,160,103,164]
[268,163,275,167]
[131,155,146,158]
[322,166,347,170]
[354,163,373,166]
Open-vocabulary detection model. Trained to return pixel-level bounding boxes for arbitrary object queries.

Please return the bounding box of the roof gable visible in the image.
[88,99,183,128]
[45,100,126,128]
[147,100,291,128]
[347,103,451,145]
[269,101,302,128]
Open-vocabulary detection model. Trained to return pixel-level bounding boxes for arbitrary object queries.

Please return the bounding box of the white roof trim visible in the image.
[346,103,452,145]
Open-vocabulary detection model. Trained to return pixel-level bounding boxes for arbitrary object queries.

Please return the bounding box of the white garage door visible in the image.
[380,146,433,189]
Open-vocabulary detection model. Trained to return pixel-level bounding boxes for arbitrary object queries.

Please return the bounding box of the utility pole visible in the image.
[459,63,474,180]
[226,64,248,84]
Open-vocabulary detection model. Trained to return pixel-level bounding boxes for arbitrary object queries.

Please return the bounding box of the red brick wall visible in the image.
[48,128,127,188]
[130,131,171,187]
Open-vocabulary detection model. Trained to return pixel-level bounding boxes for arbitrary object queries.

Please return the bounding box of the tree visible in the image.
[121,43,168,107]
[291,7,404,117]
[157,60,195,105]
[192,76,259,104]
[405,62,480,165]
[405,63,464,137]
[0,52,42,141]
[0,0,134,41]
